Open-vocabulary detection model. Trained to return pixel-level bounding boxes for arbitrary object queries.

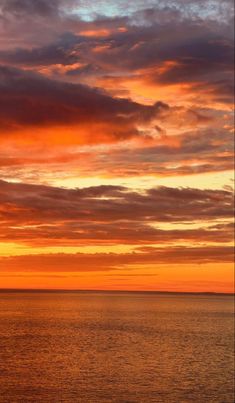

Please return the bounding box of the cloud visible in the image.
[0,245,233,273]
[0,33,80,66]
[1,180,233,222]
[0,180,233,246]
[0,65,170,144]
[0,0,233,106]
[0,118,233,182]
[1,0,61,17]
[85,127,234,177]
[0,0,233,283]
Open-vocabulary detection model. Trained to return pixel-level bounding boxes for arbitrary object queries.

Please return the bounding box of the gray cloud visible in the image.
[0,180,233,246]
[0,65,168,141]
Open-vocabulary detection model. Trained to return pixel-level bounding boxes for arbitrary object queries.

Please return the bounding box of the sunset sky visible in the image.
[0,0,234,292]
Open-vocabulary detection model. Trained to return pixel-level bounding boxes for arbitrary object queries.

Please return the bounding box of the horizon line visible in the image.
[0,288,234,296]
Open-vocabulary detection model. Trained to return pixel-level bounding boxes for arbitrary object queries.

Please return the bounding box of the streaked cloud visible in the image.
[0,180,233,246]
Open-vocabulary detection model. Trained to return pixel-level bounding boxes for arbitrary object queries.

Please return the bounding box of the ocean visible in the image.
[0,291,234,402]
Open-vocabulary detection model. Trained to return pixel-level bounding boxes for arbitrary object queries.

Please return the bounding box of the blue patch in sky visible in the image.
[70,0,157,21]
[68,0,228,23]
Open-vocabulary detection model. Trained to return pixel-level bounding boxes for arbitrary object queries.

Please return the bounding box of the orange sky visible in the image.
[0,0,234,292]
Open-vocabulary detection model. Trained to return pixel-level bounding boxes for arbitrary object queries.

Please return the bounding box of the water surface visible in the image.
[0,292,234,402]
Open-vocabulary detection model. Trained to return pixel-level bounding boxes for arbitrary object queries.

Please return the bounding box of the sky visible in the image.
[0,0,234,292]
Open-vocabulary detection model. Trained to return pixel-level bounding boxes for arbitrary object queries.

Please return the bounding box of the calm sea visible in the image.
[0,291,234,403]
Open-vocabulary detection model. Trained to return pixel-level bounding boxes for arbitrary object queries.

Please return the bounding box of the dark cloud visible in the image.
[0,65,168,141]
[0,33,79,66]
[2,21,233,70]
[0,180,233,246]
[0,221,233,246]
[1,180,233,222]
[0,7,233,69]
[0,0,233,107]
[0,0,61,17]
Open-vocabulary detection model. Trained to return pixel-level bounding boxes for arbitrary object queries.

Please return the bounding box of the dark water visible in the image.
[0,292,234,403]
